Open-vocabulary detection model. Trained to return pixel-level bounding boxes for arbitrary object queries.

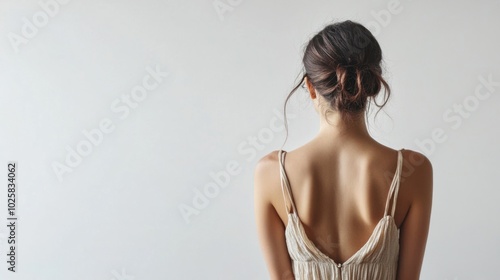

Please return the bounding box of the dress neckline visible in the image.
[279,148,404,266]
[285,212,398,266]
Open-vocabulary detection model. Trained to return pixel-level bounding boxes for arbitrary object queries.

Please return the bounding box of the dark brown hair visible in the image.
[281,20,391,147]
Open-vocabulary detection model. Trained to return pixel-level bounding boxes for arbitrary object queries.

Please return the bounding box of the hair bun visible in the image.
[326,64,384,112]
[294,20,391,122]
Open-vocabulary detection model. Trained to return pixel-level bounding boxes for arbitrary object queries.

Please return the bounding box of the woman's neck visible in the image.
[317,111,370,140]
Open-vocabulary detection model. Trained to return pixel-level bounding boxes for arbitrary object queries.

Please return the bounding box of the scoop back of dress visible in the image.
[278,149,404,279]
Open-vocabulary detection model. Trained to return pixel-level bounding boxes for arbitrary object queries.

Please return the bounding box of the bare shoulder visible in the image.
[253,150,282,200]
[254,150,281,177]
[256,150,281,166]
[400,148,433,199]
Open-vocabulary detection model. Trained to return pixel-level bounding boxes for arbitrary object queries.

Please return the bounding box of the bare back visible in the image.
[271,142,412,264]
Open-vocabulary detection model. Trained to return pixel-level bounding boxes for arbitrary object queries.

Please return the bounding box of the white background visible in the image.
[0,0,499,279]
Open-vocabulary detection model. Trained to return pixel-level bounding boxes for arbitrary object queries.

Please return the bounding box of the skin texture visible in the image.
[254,77,433,280]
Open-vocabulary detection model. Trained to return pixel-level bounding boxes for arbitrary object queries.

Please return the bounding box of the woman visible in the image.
[254,20,433,280]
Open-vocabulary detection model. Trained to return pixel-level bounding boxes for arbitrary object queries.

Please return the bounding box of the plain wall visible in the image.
[0,0,499,279]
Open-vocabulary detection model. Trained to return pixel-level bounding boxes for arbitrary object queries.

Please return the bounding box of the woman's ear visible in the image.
[305,76,317,99]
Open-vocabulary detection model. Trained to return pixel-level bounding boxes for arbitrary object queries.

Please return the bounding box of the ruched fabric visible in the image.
[278,149,404,279]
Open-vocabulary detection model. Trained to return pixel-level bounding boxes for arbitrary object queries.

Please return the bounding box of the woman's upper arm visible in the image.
[397,152,433,280]
[254,153,294,280]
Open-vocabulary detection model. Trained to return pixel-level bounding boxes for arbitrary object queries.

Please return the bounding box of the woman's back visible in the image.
[275,142,406,279]
[256,141,432,279]
[274,143,409,263]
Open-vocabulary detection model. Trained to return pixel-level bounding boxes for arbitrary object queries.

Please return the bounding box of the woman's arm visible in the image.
[254,153,294,280]
[396,151,433,280]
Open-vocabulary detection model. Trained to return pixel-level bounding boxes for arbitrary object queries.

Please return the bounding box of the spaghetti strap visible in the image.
[384,149,404,217]
[278,150,297,214]
[281,148,404,278]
